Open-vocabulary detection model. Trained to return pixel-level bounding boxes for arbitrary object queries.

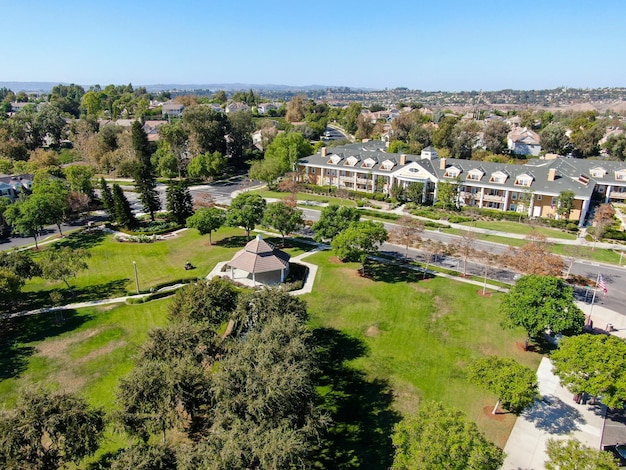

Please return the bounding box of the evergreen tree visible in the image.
[166,181,193,225]
[100,177,114,218]
[112,183,136,228]
[132,120,161,221]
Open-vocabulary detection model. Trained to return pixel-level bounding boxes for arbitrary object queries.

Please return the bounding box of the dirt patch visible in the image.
[77,339,126,364]
[37,328,104,359]
[482,406,506,421]
[431,296,452,321]
[47,369,88,394]
[329,256,342,264]
[411,285,431,294]
[477,289,493,297]
[515,341,535,352]
[365,324,380,337]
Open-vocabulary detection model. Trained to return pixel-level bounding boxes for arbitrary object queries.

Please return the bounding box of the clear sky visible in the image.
[3,0,625,91]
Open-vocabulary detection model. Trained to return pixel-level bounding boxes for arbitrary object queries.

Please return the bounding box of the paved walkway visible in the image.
[503,357,606,470]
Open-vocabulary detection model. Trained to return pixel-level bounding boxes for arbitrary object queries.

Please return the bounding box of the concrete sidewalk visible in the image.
[503,357,606,470]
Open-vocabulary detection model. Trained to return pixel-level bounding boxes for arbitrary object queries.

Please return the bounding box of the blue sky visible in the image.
[3,0,625,91]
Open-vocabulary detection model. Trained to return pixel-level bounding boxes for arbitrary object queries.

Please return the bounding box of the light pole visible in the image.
[133,261,139,294]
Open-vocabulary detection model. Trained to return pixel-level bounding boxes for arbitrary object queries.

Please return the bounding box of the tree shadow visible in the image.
[364,260,426,284]
[0,309,92,380]
[10,279,130,313]
[55,229,107,250]
[312,327,401,469]
[213,235,250,248]
[522,396,586,434]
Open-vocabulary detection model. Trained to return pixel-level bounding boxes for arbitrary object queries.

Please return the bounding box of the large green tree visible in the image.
[0,389,105,468]
[468,356,538,414]
[132,120,160,221]
[545,438,619,470]
[186,207,225,245]
[556,190,576,219]
[331,220,388,273]
[38,246,90,290]
[168,278,239,326]
[112,183,137,228]
[186,151,226,181]
[551,334,626,409]
[311,204,361,242]
[391,401,504,470]
[264,132,313,174]
[482,120,510,154]
[165,181,193,225]
[500,275,585,348]
[263,201,304,245]
[540,123,570,155]
[226,192,266,239]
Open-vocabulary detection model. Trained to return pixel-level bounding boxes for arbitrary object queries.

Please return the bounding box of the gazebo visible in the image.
[227,235,290,285]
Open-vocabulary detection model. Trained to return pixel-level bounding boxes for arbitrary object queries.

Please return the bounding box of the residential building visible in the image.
[162,101,184,118]
[507,127,542,156]
[0,174,33,202]
[297,140,626,226]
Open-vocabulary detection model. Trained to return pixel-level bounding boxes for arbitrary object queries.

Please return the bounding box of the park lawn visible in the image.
[303,252,541,449]
[19,227,248,309]
[459,220,577,240]
[0,299,171,410]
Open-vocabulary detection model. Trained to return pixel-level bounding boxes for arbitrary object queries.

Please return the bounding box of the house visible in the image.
[226,235,290,285]
[0,174,33,202]
[225,102,250,113]
[297,140,626,226]
[162,101,184,118]
[143,120,166,142]
[508,127,542,156]
[256,102,278,114]
[10,102,31,113]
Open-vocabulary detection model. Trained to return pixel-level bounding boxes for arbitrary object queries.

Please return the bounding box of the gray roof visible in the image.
[298,141,620,199]
[227,235,290,274]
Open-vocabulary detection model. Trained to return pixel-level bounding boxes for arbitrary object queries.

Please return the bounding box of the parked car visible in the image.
[603,443,626,467]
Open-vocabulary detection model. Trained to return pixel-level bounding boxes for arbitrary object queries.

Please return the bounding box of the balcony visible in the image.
[483,194,505,203]
[609,191,626,200]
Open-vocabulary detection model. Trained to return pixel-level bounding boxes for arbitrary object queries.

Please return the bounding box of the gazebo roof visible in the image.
[227,235,290,274]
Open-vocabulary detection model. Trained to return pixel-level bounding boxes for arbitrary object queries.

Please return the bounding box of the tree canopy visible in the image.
[500,275,584,346]
[311,204,361,242]
[226,192,266,239]
[331,220,388,272]
[468,356,538,414]
[263,201,304,245]
[545,438,619,470]
[551,334,626,409]
[186,207,225,245]
[391,401,504,470]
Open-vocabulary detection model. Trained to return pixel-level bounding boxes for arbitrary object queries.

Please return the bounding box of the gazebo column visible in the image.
[252,271,256,286]
[230,266,234,279]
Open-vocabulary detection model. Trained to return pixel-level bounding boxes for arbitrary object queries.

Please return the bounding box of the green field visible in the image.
[0,229,543,466]
[458,220,577,240]
[303,253,541,450]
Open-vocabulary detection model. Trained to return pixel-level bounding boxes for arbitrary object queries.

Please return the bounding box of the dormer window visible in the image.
[444,166,461,178]
[380,159,396,171]
[467,169,484,181]
[328,155,341,165]
[490,170,508,184]
[345,156,360,167]
[591,167,607,178]
[616,169,626,181]
[514,173,534,187]
[361,157,376,169]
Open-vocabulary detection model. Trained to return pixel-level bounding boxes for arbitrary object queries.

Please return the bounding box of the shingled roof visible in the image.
[227,235,290,274]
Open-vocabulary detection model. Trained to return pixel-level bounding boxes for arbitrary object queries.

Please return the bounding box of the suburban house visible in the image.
[297,140,626,226]
[256,102,278,114]
[161,101,184,118]
[225,102,250,113]
[10,102,31,113]
[0,174,33,202]
[507,127,542,156]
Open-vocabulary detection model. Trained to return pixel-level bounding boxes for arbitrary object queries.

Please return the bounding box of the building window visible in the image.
[537,195,542,200]
[310,168,316,174]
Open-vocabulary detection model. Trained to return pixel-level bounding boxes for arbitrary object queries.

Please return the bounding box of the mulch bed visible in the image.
[482,406,506,421]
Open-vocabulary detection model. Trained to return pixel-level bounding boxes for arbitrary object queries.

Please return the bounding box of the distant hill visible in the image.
[0,82,70,92]
[0,81,371,93]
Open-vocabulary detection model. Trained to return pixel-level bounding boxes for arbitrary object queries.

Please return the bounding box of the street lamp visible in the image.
[133,261,139,294]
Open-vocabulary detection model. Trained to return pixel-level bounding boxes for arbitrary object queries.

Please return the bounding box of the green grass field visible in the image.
[0,229,543,467]
[303,253,541,450]
[250,189,357,207]
[458,220,577,240]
